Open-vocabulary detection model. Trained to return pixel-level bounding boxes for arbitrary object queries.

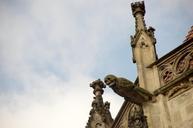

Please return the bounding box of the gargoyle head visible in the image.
[104,74,117,87]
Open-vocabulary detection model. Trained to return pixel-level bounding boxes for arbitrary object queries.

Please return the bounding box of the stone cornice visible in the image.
[154,69,193,96]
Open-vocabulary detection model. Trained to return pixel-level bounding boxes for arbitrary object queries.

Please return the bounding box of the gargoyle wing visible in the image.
[118,77,135,89]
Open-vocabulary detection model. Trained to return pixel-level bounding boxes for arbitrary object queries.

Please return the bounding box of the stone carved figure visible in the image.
[128,104,148,128]
[104,74,153,105]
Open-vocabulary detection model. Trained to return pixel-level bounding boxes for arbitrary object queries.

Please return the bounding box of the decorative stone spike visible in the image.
[131,1,146,32]
[90,79,106,96]
[86,79,113,128]
[131,1,145,16]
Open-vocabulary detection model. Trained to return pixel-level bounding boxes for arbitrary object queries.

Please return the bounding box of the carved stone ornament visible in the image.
[86,79,113,128]
[167,76,193,99]
[160,64,174,84]
[175,52,193,74]
[104,74,153,105]
[128,104,148,128]
[95,122,105,128]
[158,48,193,85]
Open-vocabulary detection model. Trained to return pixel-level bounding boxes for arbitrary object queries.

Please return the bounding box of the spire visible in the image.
[131,1,146,32]
[90,79,106,112]
[130,1,158,91]
[90,79,106,96]
[184,26,193,42]
[86,79,113,128]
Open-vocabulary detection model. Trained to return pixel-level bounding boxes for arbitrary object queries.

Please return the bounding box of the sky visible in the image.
[0,0,192,128]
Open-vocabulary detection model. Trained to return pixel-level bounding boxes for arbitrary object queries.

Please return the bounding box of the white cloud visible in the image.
[0,73,94,128]
[0,0,127,127]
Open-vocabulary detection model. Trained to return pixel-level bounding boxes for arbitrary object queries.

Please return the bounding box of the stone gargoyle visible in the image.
[104,74,153,105]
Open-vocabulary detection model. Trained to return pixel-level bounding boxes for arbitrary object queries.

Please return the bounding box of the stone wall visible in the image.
[167,77,193,128]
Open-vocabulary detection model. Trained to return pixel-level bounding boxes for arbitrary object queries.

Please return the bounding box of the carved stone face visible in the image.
[104,75,117,87]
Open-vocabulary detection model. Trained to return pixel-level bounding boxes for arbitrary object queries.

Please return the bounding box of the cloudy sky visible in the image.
[0,0,192,128]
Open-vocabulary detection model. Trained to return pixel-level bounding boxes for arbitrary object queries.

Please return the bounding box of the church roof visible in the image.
[184,26,193,42]
[148,25,193,95]
[147,25,193,67]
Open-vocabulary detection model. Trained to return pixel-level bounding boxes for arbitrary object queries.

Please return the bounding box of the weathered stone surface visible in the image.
[167,88,193,127]
[128,104,148,128]
[186,103,193,114]
[86,79,113,128]
[104,74,153,105]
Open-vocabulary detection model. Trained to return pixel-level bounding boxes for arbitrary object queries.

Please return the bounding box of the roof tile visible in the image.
[185,26,193,42]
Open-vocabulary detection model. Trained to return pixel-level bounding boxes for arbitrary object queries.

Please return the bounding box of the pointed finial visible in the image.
[131,1,146,32]
[90,79,106,96]
[131,1,145,16]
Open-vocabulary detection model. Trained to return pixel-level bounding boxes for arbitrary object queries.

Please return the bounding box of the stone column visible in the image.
[130,1,171,128]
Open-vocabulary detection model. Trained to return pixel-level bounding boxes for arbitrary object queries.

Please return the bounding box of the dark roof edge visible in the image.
[111,101,128,128]
[147,38,193,68]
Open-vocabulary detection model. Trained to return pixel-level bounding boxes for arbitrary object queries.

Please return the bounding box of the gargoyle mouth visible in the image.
[109,81,115,87]
[104,80,115,87]
[104,74,117,87]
